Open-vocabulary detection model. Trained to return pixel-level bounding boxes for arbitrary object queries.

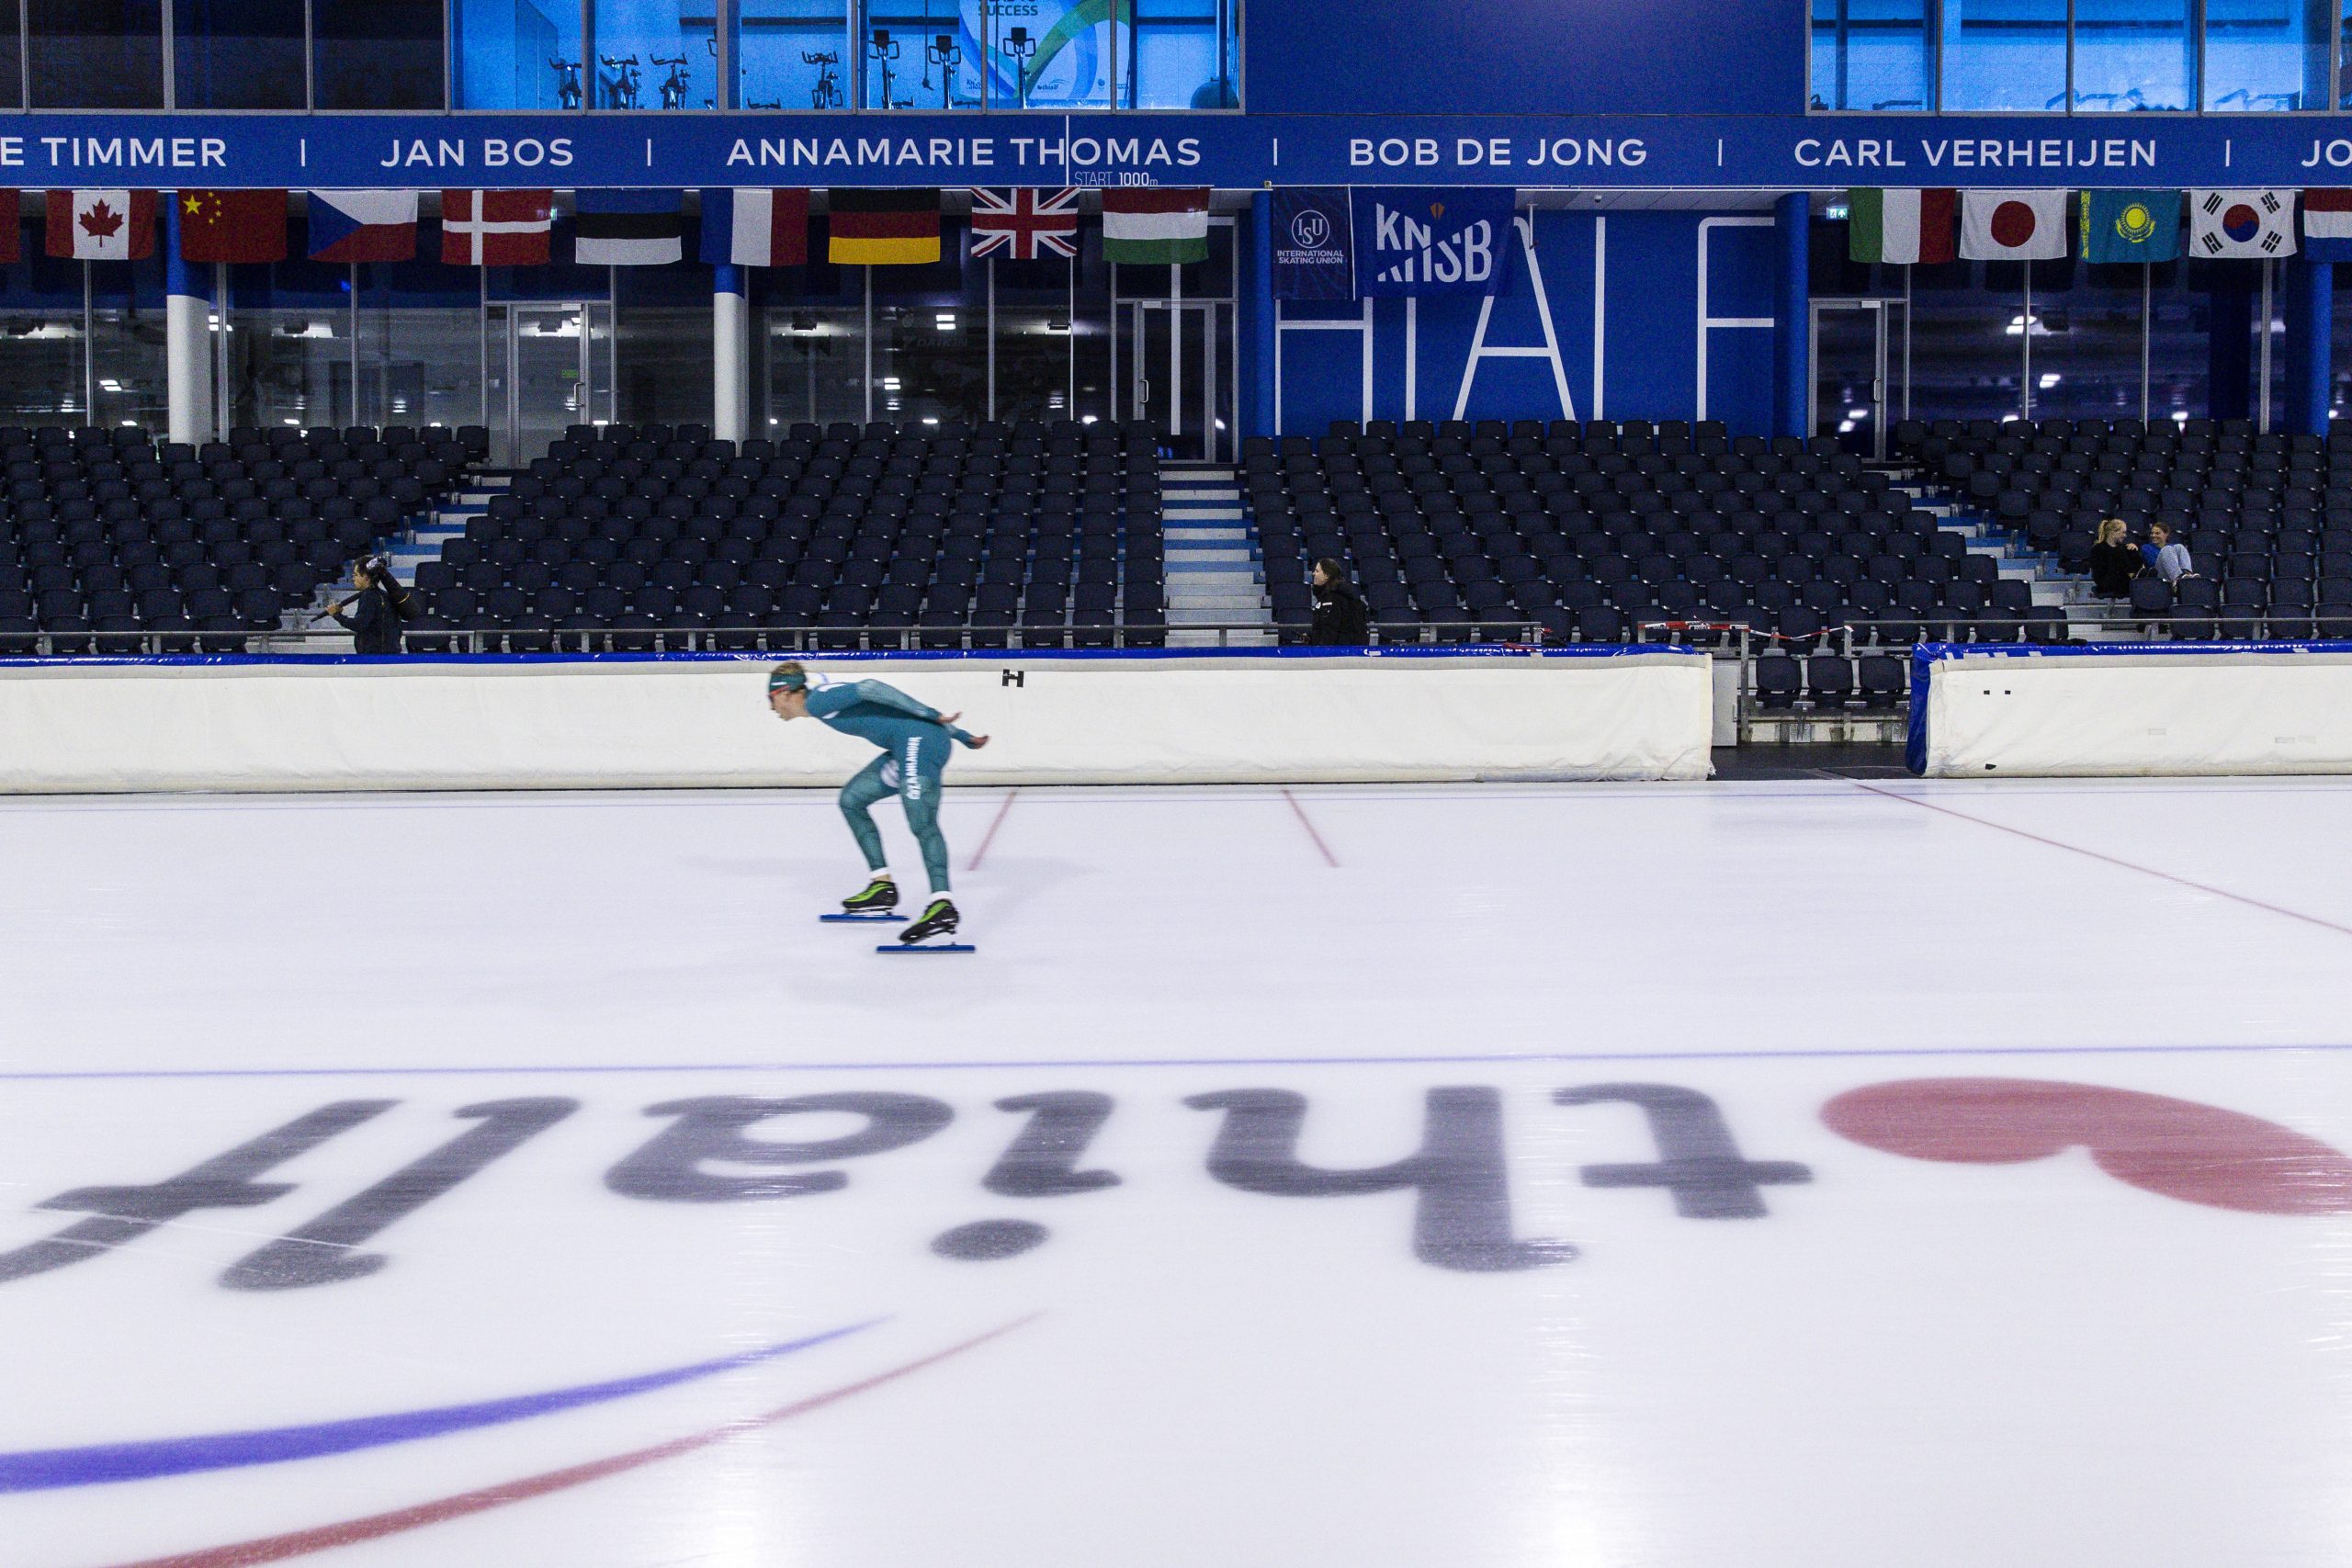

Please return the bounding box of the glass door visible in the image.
[506,301,614,464]
[1129,301,1225,461]
[1810,298,1907,460]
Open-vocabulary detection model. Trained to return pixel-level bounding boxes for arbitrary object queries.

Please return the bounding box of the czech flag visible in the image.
[307,190,420,264]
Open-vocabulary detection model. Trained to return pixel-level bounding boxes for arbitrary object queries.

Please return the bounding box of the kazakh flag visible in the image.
[2080,189,2181,264]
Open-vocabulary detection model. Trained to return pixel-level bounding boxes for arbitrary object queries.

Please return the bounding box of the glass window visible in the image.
[871,231,987,423]
[28,0,164,108]
[1939,0,2065,111]
[734,0,848,107]
[224,308,356,433]
[454,0,585,109]
[356,307,481,431]
[173,0,305,108]
[860,0,964,107]
[984,0,1114,108]
[316,0,447,109]
[1132,0,1234,108]
[991,250,1080,422]
[2207,0,2327,109]
[0,1,24,110]
[1811,0,1934,109]
[90,307,165,429]
[589,0,717,108]
[614,306,714,424]
[0,313,86,424]
[2073,0,2191,109]
[762,305,865,429]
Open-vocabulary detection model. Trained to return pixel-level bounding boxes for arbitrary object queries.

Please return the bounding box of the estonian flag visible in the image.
[702,187,809,267]
[826,189,941,265]
[307,191,419,264]
[574,189,685,266]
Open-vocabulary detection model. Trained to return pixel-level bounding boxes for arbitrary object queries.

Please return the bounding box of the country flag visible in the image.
[702,187,809,267]
[0,190,22,265]
[45,189,157,262]
[306,190,419,264]
[826,189,941,265]
[176,189,288,265]
[574,189,684,266]
[1958,189,2069,261]
[1846,188,1955,265]
[1101,187,1210,265]
[441,189,553,266]
[2078,189,2180,265]
[2304,188,2352,262]
[2191,189,2295,259]
[967,187,1080,261]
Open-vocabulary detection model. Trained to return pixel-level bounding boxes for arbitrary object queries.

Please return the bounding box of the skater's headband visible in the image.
[767,664,808,694]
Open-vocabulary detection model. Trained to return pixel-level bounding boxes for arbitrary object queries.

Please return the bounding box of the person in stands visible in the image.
[1306,557,1369,647]
[2086,517,2143,598]
[322,555,417,655]
[2143,521,2196,586]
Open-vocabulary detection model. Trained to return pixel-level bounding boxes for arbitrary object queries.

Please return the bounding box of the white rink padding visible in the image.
[1916,643,2352,777]
[0,648,1715,792]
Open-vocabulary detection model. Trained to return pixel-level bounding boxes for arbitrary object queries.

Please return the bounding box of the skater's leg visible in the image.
[899,736,953,897]
[837,755,894,874]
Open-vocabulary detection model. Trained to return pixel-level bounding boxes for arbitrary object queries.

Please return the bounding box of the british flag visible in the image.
[967,186,1080,260]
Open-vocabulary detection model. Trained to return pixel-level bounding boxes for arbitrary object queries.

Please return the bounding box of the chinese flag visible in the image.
[177,189,288,264]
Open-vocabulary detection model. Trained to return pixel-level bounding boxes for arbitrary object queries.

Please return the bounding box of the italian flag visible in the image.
[1848,187,1956,265]
[1101,187,1210,265]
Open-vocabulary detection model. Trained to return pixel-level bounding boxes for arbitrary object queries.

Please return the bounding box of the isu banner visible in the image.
[1351,186,1516,297]
[1271,187,1355,299]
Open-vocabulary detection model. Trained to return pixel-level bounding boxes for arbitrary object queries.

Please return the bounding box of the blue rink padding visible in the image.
[1905,640,2352,775]
[0,644,1691,672]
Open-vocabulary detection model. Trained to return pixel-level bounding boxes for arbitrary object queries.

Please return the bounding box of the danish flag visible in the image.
[967,187,1080,261]
[440,189,553,265]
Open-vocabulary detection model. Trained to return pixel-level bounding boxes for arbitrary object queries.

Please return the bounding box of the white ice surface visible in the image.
[1,779,2350,1568]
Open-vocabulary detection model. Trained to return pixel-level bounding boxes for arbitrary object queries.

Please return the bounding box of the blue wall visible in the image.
[1274,210,1778,437]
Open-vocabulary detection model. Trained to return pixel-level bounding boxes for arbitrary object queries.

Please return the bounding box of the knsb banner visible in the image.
[2079,189,2180,265]
[1271,187,1354,300]
[1354,187,1515,297]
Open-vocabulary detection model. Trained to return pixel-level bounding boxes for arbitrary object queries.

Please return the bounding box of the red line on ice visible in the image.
[99,1315,1039,1568]
[1282,789,1340,867]
[967,787,1019,871]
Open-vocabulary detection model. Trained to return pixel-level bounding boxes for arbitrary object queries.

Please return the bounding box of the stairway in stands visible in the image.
[1160,461,1273,647]
[381,475,510,604]
[1890,474,2141,638]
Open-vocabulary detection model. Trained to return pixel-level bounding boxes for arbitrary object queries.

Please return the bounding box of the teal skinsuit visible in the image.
[807,679,979,895]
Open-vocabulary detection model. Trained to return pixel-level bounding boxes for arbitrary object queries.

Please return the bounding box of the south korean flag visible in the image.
[2191,189,2297,259]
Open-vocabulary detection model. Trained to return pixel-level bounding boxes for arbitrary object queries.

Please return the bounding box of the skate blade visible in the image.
[878,942,976,954]
[821,911,903,923]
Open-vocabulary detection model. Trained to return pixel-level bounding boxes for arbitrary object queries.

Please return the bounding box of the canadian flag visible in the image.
[45,189,157,261]
[440,189,553,266]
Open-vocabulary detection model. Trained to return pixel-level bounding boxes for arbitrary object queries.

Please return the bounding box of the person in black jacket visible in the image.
[1306,557,1369,646]
[2086,516,2143,598]
[322,555,416,655]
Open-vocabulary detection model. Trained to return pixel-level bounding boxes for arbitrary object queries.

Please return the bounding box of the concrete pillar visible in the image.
[162,194,212,446]
[713,263,751,443]
[2208,276,2253,423]
[2283,255,2334,435]
[1772,191,1810,439]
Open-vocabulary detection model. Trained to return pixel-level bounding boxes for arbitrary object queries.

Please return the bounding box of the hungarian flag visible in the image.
[46,190,157,261]
[307,190,419,263]
[2304,189,2352,262]
[2191,189,2296,259]
[574,189,684,266]
[968,187,1080,260]
[176,189,287,264]
[1959,189,2068,261]
[826,188,940,265]
[441,189,553,265]
[702,187,808,267]
[1102,187,1210,265]
[1847,188,1954,265]
[2078,189,2180,264]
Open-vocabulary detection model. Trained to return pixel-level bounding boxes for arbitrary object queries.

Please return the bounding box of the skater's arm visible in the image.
[846,679,948,724]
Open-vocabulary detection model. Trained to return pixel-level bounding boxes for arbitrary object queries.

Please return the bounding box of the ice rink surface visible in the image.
[4,775,2352,1567]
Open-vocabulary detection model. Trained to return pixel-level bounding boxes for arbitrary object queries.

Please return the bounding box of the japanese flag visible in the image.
[2191,189,2297,259]
[1959,190,2069,261]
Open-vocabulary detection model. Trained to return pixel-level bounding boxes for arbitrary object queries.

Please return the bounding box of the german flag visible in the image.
[827,188,941,265]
